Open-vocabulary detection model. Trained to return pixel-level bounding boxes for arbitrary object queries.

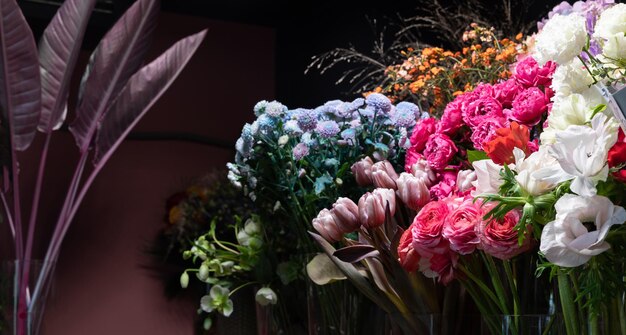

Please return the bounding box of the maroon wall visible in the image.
[23,13,275,334]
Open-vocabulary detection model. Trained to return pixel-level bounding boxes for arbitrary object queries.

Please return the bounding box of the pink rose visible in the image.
[470,117,508,151]
[462,96,504,128]
[438,99,465,135]
[493,79,521,108]
[508,87,548,126]
[442,199,482,254]
[477,207,533,260]
[423,133,458,170]
[429,171,457,200]
[411,201,451,257]
[409,118,438,153]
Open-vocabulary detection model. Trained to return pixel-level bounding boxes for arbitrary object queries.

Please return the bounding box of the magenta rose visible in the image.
[438,99,464,135]
[423,133,458,170]
[493,79,521,108]
[429,171,457,200]
[462,96,504,128]
[442,198,482,254]
[470,117,508,150]
[411,201,451,257]
[508,87,548,126]
[409,117,438,153]
[477,207,534,260]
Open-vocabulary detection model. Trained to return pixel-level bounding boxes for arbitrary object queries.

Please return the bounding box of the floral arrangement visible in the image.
[375,24,524,116]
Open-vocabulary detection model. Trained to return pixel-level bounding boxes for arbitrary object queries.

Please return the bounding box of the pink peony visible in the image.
[477,207,534,260]
[438,99,465,135]
[508,87,548,126]
[493,79,521,108]
[470,117,508,150]
[423,133,458,170]
[409,117,438,153]
[514,57,555,88]
[463,96,504,128]
[442,199,482,254]
[429,171,457,200]
[411,201,451,257]
[472,83,496,98]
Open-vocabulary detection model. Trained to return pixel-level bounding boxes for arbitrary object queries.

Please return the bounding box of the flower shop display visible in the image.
[0,0,206,333]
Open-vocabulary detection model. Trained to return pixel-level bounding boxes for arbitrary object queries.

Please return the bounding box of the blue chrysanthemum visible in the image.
[257,114,275,132]
[253,100,268,116]
[283,120,303,136]
[391,108,417,128]
[295,108,319,132]
[365,93,392,114]
[396,101,420,117]
[315,120,340,138]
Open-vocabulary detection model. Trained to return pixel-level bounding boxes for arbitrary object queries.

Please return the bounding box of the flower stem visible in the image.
[557,271,579,335]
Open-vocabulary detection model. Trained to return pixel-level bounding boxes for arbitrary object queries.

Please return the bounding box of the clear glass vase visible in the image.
[0,260,56,335]
[480,314,563,335]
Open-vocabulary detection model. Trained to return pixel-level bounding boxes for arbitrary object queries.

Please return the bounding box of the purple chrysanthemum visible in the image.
[265,100,288,118]
[284,120,303,135]
[365,93,392,114]
[292,143,310,160]
[295,108,319,132]
[315,120,341,138]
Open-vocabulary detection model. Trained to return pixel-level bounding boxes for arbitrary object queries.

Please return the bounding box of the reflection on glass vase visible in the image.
[480,314,563,335]
[306,279,370,335]
[0,260,56,335]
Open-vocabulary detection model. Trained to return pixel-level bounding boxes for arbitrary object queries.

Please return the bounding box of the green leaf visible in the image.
[467,150,489,163]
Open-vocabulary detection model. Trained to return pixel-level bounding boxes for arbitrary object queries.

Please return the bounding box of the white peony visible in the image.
[602,32,626,59]
[550,57,595,100]
[540,194,626,267]
[533,14,587,65]
[512,147,560,196]
[593,3,626,40]
[534,113,619,197]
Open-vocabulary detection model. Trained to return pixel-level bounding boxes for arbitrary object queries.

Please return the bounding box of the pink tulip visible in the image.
[396,173,430,210]
[331,197,360,232]
[351,157,374,186]
[371,160,399,189]
[358,188,396,228]
[312,208,343,242]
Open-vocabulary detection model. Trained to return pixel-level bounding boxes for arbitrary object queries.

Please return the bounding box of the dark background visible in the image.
[19,0,565,109]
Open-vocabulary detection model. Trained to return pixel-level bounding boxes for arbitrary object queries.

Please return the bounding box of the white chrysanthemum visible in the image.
[593,3,626,40]
[533,14,587,65]
[541,87,606,143]
[551,58,595,99]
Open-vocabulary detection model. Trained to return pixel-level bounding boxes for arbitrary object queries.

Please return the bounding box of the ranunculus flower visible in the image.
[438,99,464,135]
[371,160,399,189]
[396,173,430,210]
[508,87,548,126]
[483,122,531,165]
[351,156,374,186]
[429,171,457,200]
[470,117,508,150]
[602,32,626,59]
[442,198,482,254]
[398,226,421,272]
[411,201,451,257]
[540,194,626,267]
[423,133,458,170]
[609,129,626,181]
[493,79,521,108]
[463,96,504,128]
[420,249,459,285]
[477,206,533,260]
[514,56,555,88]
[409,117,438,153]
[358,188,396,228]
[533,13,587,65]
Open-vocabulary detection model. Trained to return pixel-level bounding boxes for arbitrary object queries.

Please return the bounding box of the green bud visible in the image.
[248,237,263,250]
[180,272,189,289]
[198,263,209,281]
[182,250,192,260]
[203,317,213,330]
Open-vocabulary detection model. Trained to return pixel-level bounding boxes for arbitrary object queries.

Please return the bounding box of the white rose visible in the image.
[602,32,626,59]
[540,194,626,267]
[593,3,626,41]
[550,58,594,99]
[533,14,587,65]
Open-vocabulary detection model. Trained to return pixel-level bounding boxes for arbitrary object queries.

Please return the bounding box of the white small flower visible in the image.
[533,14,587,65]
[535,113,619,196]
[471,159,504,196]
[540,194,626,267]
[255,287,278,306]
[277,135,289,147]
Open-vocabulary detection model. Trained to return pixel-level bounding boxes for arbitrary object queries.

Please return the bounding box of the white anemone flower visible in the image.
[512,147,560,196]
[540,194,626,267]
[471,159,504,196]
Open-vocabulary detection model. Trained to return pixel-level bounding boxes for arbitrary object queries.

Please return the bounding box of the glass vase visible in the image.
[480,314,563,335]
[0,260,56,335]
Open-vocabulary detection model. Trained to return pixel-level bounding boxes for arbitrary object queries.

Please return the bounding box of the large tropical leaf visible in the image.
[0,0,41,151]
[69,0,159,153]
[38,0,97,133]
[94,30,207,164]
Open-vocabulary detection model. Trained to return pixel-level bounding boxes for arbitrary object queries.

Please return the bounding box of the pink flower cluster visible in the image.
[405,56,555,174]
[398,197,533,284]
